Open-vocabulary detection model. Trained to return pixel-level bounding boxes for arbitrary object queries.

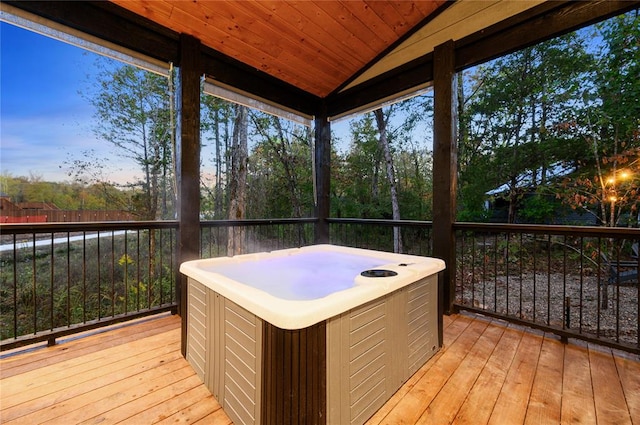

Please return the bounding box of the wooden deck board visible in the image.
[1,312,638,425]
[487,328,543,425]
[523,335,564,425]
[414,322,505,424]
[588,344,633,425]
[615,353,640,423]
[561,342,598,424]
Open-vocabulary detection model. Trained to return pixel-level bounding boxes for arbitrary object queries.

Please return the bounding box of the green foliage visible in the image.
[331,97,434,220]
[0,230,176,340]
[456,11,639,226]
[0,174,130,211]
[519,194,558,224]
[553,11,640,226]
[6,12,638,229]
[85,62,176,220]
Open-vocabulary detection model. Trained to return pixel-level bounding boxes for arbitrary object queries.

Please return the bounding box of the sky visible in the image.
[1,21,137,184]
[0,20,357,187]
[0,19,424,188]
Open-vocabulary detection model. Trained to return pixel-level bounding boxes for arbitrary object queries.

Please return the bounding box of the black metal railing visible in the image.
[327,218,639,354]
[1,218,317,351]
[3,218,638,354]
[454,223,639,354]
[1,221,178,350]
[200,218,317,257]
[328,218,434,256]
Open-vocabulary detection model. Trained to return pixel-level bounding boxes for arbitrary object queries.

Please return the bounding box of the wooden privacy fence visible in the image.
[2,210,134,223]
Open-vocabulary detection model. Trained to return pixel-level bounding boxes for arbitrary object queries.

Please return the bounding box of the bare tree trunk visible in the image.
[214,107,223,219]
[374,109,402,253]
[228,105,248,255]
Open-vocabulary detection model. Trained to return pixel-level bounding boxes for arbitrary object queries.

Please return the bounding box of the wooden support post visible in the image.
[315,103,331,244]
[432,40,458,326]
[176,34,202,357]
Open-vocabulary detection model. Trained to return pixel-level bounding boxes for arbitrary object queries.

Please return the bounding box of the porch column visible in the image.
[315,102,331,244]
[176,34,202,356]
[432,40,458,319]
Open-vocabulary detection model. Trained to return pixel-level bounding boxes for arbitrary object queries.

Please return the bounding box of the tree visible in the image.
[201,95,234,219]
[556,11,640,227]
[250,112,313,219]
[63,149,129,211]
[336,114,384,218]
[88,63,175,220]
[374,108,402,252]
[458,33,591,222]
[227,105,249,255]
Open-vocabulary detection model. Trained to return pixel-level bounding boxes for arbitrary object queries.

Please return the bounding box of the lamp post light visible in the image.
[605,169,632,227]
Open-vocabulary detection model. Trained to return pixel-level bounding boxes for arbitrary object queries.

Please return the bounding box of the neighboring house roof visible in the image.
[486,162,575,196]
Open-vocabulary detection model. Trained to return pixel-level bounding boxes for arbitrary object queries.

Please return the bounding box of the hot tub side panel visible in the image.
[407,276,439,375]
[187,278,263,425]
[261,322,327,425]
[210,292,263,425]
[186,279,207,381]
[326,275,439,425]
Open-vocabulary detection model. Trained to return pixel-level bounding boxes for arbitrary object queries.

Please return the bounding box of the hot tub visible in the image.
[180,244,445,425]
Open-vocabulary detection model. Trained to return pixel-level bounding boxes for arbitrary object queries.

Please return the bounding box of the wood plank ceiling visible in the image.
[110,0,446,98]
[5,1,634,118]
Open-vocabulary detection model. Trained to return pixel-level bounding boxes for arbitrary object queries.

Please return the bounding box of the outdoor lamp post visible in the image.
[606,170,631,227]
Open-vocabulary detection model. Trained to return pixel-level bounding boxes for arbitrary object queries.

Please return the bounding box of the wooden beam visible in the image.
[432,40,457,321]
[176,34,202,357]
[3,1,179,64]
[456,0,640,71]
[201,45,320,118]
[314,103,331,244]
[325,0,638,119]
[325,54,434,120]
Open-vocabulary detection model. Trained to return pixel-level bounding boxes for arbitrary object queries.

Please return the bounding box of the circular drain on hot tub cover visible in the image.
[360,269,398,277]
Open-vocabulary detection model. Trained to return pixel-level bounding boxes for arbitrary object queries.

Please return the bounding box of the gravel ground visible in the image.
[457,272,639,346]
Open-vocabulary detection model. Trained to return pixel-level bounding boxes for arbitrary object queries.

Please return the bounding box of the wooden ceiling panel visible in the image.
[253,1,365,70]
[110,0,444,97]
[289,2,378,61]
[342,2,400,42]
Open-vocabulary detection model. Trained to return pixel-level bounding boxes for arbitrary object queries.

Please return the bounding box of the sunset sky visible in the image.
[0,22,120,182]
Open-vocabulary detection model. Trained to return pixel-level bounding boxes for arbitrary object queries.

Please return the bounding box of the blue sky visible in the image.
[0,22,132,183]
[0,21,353,187]
[0,20,421,187]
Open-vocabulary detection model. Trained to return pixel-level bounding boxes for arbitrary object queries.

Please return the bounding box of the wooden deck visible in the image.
[1,312,638,425]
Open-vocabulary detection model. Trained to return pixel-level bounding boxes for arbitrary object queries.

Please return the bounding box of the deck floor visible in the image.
[1,312,638,425]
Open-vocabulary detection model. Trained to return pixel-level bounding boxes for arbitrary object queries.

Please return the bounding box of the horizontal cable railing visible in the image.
[454,223,640,354]
[1,221,179,351]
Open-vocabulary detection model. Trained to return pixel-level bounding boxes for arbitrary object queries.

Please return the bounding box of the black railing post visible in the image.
[314,102,331,244]
[432,40,458,322]
[176,34,202,357]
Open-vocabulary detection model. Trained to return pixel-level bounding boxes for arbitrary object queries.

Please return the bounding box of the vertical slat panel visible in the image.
[262,322,326,425]
[186,278,207,381]
[325,276,439,425]
[326,316,344,425]
[407,276,439,375]
[222,298,261,425]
